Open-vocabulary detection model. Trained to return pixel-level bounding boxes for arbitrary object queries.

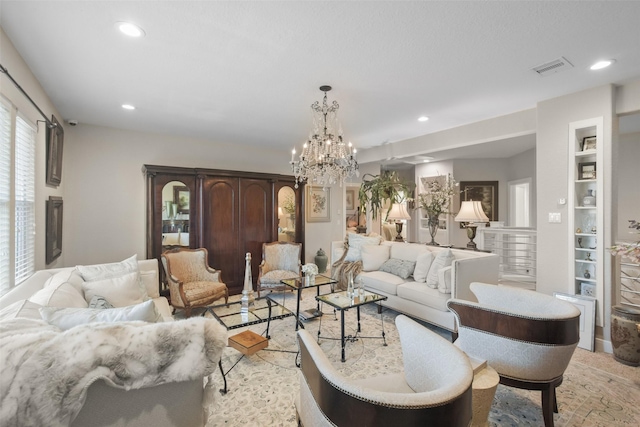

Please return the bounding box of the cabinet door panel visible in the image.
[203,177,240,292]
[240,179,273,289]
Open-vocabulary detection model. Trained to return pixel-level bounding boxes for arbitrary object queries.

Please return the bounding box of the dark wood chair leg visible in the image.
[553,387,558,413]
[185,307,192,318]
[541,384,555,427]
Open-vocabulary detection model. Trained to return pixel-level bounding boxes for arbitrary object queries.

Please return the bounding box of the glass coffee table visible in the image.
[316,290,388,362]
[280,274,338,330]
[206,296,294,393]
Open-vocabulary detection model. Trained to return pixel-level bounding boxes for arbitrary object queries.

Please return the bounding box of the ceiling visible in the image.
[1,1,639,163]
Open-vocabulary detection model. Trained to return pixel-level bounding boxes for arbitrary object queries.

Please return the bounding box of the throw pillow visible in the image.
[29,282,89,308]
[0,299,43,321]
[379,258,416,279]
[345,234,382,262]
[437,266,452,294]
[40,300,159,330]
[77,254,138,282]
[413,251,434,283]
[88,295,114,309]
[82,271,145,307]
[139,269,159,299]
[426,249,454,288]
[43,269,85,293]
[361,244,391,271]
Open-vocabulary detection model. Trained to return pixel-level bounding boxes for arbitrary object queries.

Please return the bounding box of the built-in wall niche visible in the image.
[161,180,190,249]
[278,186,296,242]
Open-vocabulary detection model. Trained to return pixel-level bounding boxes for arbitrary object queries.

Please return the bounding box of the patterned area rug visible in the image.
[203,289,640,427]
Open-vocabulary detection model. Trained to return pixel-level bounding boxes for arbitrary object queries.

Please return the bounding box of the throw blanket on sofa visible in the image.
[331,240,363,291]
[0,317,227,427]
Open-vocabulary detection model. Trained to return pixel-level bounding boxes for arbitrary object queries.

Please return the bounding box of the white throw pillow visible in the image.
[345,234,382,262]
[390,243,429,262]
[0,300,43,321]
[40,300,159,330]
[43,269,85,293]
[438,266,452,294]
[77,254,139,281]
[426,249,454,288]
[82,271,145,308]
[413,251,434,283]
[361,245,391,271]
[29,282,89,308]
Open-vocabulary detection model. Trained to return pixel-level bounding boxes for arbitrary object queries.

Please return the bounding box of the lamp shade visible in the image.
[455,201,489,223]
[387,203,411,221]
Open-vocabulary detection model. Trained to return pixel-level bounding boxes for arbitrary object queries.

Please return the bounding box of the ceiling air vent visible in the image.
[532,57,573,76]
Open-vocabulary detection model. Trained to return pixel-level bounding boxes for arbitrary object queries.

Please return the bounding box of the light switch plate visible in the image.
[548,213,561,223]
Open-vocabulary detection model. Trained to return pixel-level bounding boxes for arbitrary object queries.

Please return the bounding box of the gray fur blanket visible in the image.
[0,317,227,427]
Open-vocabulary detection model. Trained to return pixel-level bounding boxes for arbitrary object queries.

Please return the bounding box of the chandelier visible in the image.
[290,85,359,188]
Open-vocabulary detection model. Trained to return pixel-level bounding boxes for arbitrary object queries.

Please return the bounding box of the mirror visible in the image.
[345,184,366,234]
[162,180,190,250]
[277,186,296,242]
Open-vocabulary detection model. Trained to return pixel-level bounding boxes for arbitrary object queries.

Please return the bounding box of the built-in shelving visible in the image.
[568,117,604,326]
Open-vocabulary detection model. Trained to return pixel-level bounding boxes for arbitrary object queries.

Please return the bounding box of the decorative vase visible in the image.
[611,305,640,366]
[583,189,596,207]
[315,248,328,273]
[347,271,354,298]
[426,214,440,246]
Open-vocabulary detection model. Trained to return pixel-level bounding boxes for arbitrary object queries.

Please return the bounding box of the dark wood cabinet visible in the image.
[144,165,304,295]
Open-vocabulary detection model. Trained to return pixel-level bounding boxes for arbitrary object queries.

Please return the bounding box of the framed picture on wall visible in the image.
[346,189,355,211]
[306,186,331,222]
[46,196,63,264]
[46,115,64,187]
[578,162,596,180]
[581,136,596,151]
[173,185,190,213]
[459,181,498,223]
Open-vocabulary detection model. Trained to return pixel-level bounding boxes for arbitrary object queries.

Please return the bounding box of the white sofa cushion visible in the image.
[40,300,159,330]
[29,282,88,308]
[361,244,390,271]
[82,271,145,307]
[390,242,429,262]
[345,234,382,262]
[0,299,43,320]
[426,249,453,288]
[397,282,450,312]
[140,269,159,299]
[412,251,434,283]
[359,271,405,295]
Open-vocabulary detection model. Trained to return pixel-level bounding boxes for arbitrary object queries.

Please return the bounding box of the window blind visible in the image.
[14,115,35,284]
[0,102,10,293]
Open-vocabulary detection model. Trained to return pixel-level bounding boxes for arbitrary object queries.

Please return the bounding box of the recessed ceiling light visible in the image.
[418,116,429,122]
[590,59,615,70]
[122,104,136,110]
[116,22,145,37]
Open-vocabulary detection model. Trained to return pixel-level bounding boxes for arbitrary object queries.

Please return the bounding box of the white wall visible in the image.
[0,27,64,270]
[505,148,537,226]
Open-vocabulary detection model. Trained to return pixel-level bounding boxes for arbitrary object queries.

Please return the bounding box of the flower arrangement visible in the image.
[609,220,640,264]
[283,195,296,215]
[302,263,319,276]
[417,174,458,217]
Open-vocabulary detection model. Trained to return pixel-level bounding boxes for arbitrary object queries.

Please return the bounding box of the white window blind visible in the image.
[0,102,10,293]
[14,115,35,284]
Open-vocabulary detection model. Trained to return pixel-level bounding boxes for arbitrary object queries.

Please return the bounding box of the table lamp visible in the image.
[455,200,489,249]
[387,203,411,242]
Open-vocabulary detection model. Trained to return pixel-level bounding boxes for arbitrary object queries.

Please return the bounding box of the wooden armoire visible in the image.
[143,165,304,296]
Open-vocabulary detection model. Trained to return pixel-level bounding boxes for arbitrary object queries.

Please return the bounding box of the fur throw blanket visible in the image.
[331,240,363,291]
[0,317,227,427]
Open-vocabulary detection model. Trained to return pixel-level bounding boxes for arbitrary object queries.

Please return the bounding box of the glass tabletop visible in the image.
[207,296,293,330]
[316,290,387,310]
[280,274,337,290]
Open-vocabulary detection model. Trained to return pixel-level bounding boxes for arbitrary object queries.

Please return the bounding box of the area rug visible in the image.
[203,289,640,427]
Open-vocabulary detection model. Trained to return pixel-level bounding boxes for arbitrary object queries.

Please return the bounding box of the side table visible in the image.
[469,358,499,427]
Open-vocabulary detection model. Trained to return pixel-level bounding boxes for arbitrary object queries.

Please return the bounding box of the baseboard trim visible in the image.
[595,337,612,353]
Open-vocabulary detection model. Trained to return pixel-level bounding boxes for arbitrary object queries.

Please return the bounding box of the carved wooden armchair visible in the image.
[161,248,228,317]
[256,241,301,298]
[447,282,581,427]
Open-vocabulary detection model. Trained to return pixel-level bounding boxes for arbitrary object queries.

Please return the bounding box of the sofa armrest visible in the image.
[450,254,499,301]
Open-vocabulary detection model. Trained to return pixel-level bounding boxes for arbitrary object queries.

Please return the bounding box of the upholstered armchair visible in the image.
[447,283,581,427]
[296,315,473,427]
[256,241,301,298]
[161,248,229,317]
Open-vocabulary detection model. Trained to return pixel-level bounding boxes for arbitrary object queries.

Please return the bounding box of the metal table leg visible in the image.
[218,360,227,395]
[295,286,303,331]
[340,309,346,362]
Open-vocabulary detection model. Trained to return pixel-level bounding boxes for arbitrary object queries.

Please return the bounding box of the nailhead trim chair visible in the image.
[447,282,581,427]
[161,248,228,317]
[256,241,302,298]
[296,315,474,427]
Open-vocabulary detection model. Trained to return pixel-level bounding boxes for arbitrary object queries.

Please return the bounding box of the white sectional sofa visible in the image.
[332,239,499,333]
[0,257,222,427]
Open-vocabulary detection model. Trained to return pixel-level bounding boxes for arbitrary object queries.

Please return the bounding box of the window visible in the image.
[0,98,36,296]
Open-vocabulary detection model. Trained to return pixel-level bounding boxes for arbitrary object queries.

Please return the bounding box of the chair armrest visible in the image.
[447,299,579,346]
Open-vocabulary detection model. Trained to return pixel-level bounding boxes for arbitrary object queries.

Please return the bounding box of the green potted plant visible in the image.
[358,171,414,221]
